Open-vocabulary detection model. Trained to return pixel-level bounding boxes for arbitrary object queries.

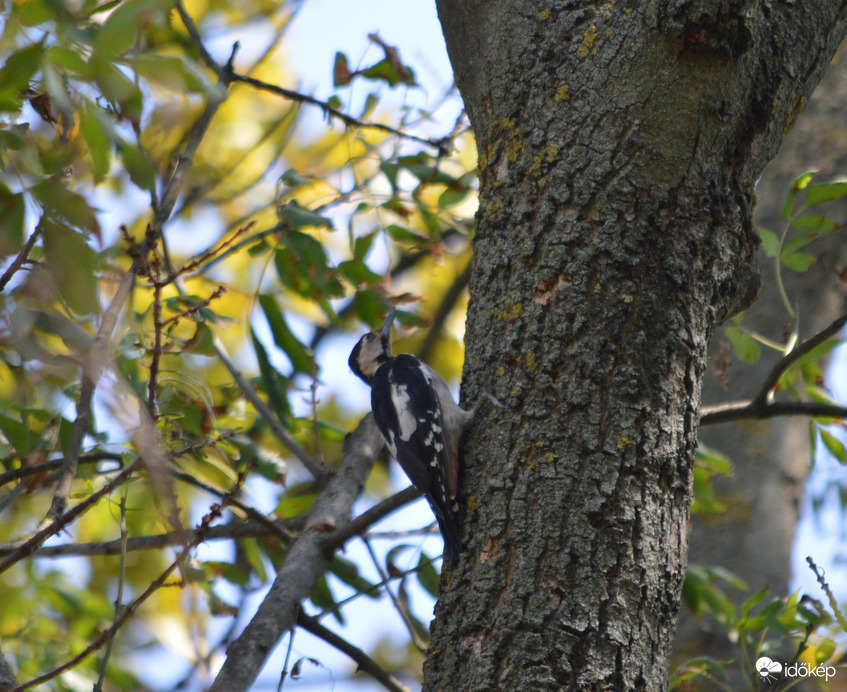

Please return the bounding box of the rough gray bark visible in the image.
[677,39,847,683]
[428,2,847,690]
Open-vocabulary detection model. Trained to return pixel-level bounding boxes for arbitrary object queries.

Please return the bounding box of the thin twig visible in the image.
[0,225,41,291]
[231,72,453,153]
[314,554,436,623]
[363,538,426,650]
[296,612,411,692]
[94,490,128,692]
[175,1,225,80]
[213,335,328,481]
[0,516,303,559]
[277,607,297,692]
[0,459,140,576]
[48,269,136,517]
[0,452,122,488]
[753,311,847,407]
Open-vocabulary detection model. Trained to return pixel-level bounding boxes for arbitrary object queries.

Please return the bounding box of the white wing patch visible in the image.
[390,382,419,441]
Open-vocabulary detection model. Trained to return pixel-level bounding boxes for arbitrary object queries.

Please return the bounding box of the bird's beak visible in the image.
[380,308,396,338]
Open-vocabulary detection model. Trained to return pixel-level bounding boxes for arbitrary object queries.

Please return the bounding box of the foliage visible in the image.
[673,558,844,691]
[0,0,475,688]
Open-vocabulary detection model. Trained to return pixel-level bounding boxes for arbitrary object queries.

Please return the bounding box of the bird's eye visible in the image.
[365,333,376,342]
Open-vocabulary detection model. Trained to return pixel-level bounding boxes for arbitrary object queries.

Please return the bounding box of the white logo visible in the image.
[756,657,782,683]
[755,657,836,683]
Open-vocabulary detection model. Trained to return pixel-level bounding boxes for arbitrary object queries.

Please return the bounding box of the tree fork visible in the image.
[427,1,847,689]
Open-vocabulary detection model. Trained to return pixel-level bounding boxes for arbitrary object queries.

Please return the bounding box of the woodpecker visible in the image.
[349,309,492,567]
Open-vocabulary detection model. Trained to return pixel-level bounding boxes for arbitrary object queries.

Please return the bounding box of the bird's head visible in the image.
[348,308,396,384]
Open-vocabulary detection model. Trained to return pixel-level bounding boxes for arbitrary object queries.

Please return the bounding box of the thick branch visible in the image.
[209,415,384,692]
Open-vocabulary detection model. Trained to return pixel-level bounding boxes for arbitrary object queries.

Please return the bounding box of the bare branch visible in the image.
[209,415,384,692]
[700,400,847,427]
[700,311,847,427]
[297,612,411,692]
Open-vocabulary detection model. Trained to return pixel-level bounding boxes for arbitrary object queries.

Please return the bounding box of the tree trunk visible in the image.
[427,2,847,689]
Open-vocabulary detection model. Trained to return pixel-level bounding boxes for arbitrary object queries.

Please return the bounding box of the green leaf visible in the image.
[0,182,24,256]
[310,575,342,623]
[250,328,291,423]
[820,429,847,464]
[128,55,209,94]
[724,325,760,364]
[257,295,314,375]
[91,54,143,122]
[33,179,102,237]
[0,43,44,113]
[337,259,383,286]
[416,554,439,596]
[694,444,732,477]
[359,58,416,87]
[790,215,838,233]
[183,322,216,356]
[792,170,817,191]
[203,560,249,586]
[117,139,156,191]
[275,484,318,518]
[40,219,100,315]
[280,168,310,187]
[94,0,172,58]
[438,184,472,210]
[329,556,380,599]
[274,231,344,307]
[353,230,376,261]
[756,228,779,257]
[46,46,89,78]
[385,223,427,246]
[353,290,389,325]
[279,201,334,230]
[361,92,379,119]
[739,587,769,619]
[783,233,818,254]
[0,412,31,455]
[780,251,815,272]
[80,101,112,182]
[780,191,795,220]
[805,180,847,207]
